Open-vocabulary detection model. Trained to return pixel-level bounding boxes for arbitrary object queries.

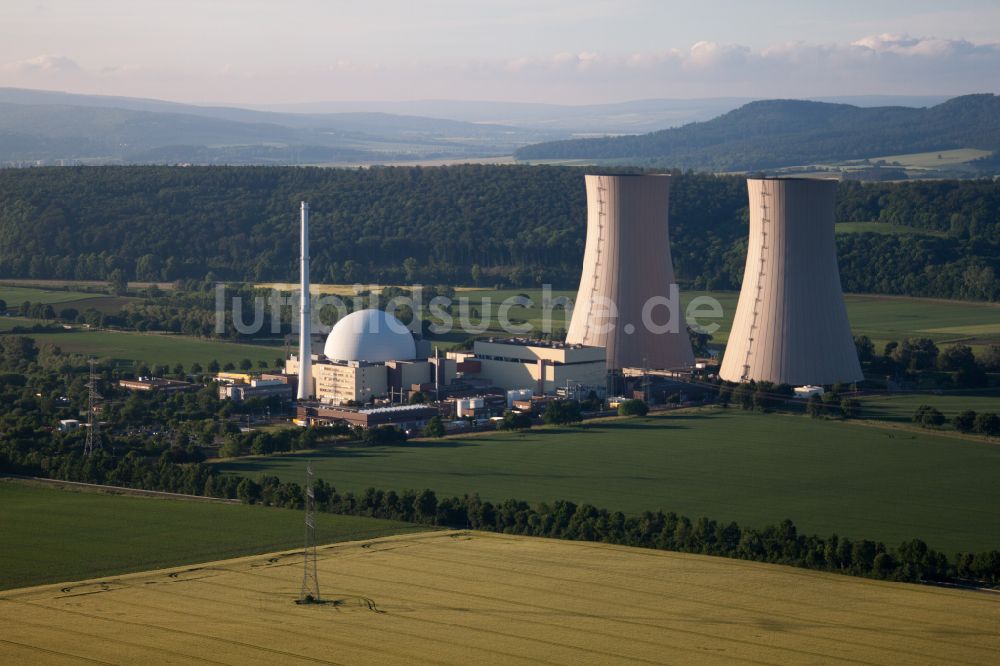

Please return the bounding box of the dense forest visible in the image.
[0,165,997,300]
[514,95,1000,173]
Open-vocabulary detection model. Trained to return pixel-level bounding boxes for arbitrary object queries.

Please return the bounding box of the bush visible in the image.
[840,398,862,419]
[975,412,1000,437]
[921,408,946,428]
[953,410,977,433]
[361,426,407,446]
[422,415,445,438]
[806,394,823,418]
[218,437,242,458]
[618,399,649,417]
[543,400,582,425]
[912,404,936,424]
[497,410,532,431]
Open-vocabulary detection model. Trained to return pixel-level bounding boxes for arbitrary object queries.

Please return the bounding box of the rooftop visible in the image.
[358,404,438,416]
[480,337,593,350]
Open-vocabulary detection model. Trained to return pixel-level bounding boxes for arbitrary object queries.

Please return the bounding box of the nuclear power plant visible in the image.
[719,178,863,386]
[566,174,694,370]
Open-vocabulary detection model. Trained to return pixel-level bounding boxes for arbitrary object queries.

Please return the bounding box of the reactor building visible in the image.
[565,174,694,370]
[719,178,863,385]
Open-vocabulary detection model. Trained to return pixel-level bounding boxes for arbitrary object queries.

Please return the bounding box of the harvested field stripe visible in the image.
[2,612,232,665]
[412,536,997,639]
[143,574,552,666]
[158,565,626,666]
[4,598,347,666]
[0,638,116,665]
[326,556,880,665]
[398,540,993,662]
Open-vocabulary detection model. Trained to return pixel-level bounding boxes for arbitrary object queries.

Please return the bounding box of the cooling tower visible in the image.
[566,174,694,370]
[719,178,863,385]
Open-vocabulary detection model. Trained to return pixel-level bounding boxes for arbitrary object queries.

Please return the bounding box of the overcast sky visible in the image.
[1,0,999,105]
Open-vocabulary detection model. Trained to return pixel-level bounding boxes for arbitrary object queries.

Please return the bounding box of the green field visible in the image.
[19,329,279,368]
[841,293,1000,350]
[869,147,993,170]
[862,390,1000,424]
[773,148,992,177]
[443,288,999,348]
[835,222,948,237]
[428,288,1000,349]
[0,285,98,306]
[0,481,429,590]
[0,316,44,332]
[7,282,998,353]
[217,409,1000,554]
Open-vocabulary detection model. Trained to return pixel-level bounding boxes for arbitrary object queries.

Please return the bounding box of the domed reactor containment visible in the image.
[566,174,694,370]
[324,309,417,363]
[719,178,863,385]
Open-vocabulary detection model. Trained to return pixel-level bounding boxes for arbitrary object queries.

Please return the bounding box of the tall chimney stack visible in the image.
[297,202,312,400]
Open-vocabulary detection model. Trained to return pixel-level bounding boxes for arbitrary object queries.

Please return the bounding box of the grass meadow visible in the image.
[423,287,1000,350]
[0,481,429,590]
[217,409,1000,554]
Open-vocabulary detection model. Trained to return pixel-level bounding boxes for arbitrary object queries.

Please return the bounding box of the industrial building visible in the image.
[118,378,198,394]
[719,178,864,385]
[296,403,439,431]
[286,308,456,404]
[217,378,293,403]
[566,174,694,371]
[448,338,606,396]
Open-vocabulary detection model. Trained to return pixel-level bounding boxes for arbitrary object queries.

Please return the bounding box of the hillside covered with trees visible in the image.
[0,165,997,300]
[514,94,1000,174]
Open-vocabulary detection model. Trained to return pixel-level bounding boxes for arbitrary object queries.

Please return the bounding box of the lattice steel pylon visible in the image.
[740,188,770,382]
[299,461,321,603]
[83,358,101,456]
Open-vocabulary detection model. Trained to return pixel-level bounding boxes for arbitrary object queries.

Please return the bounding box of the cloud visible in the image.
[1,33,998,105]
[850,33,989,57]
[4,54,81,73]
[469,34,1000,101]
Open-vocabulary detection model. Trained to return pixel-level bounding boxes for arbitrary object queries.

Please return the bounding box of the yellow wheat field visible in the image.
[2,531,999,665]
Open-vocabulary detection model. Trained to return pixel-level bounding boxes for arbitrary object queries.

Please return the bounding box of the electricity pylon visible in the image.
[83,359,101,456]
[299,461,321,603]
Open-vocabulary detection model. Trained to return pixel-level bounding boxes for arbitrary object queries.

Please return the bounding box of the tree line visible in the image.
[0,165,996,300]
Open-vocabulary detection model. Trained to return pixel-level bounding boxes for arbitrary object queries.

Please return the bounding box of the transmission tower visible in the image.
[299,461,321,603]
[83,359,101,456]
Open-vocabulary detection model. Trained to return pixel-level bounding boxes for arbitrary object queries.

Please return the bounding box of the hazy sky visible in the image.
[2,0,999,105]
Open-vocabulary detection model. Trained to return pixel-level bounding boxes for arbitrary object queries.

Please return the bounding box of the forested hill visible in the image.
[514,94,1000,172]
[0,165,997,300]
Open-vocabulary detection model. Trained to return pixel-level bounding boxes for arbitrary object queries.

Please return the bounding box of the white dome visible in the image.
[323,309,416,362]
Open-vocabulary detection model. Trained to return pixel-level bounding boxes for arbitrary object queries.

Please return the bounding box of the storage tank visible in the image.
[456,397,485,417]
[566,174,694,370]
[506,389,534,408]
[719,178,863,385]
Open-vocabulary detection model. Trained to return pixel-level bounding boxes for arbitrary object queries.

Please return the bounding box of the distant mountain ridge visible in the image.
[513,94,1000,173]
[0,88,558,166]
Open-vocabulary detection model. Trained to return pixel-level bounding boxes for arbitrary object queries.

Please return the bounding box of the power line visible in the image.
[83,358,101,457]
[299,461,321,604]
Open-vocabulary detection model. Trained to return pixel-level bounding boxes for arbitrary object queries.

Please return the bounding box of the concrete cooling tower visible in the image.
[719,178,863,385]
[566,174,694,370]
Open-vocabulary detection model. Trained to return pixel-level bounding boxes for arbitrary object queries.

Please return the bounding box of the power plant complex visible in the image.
[719,178,863,385]
[281,174,862,427]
